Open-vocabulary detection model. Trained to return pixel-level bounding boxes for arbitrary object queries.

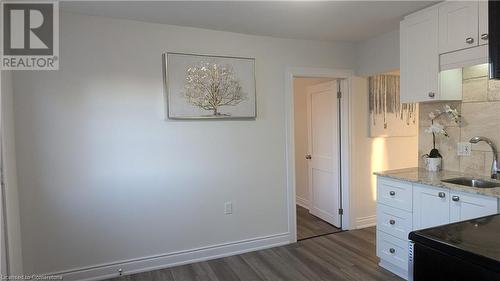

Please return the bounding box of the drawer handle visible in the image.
[452,196,460,202]
[428,92,435,98]
[438,192,446,198]
[481,33,489,40]
[389,219,396,225]
[389,191,396,196]
[466,37,474,44]
[389,248,396,254]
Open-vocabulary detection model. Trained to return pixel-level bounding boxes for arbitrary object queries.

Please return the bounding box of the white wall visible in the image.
[352,29,419,228]
[350,77,418,228]
[11,12,355,276]
[0,71,23,275]
[293,78,333,208]
[0,72,5,276]
[356,29,400,76]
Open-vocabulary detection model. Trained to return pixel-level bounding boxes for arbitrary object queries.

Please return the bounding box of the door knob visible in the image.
[452,196,460,202]
[466,37,474,44]
[481,33,489,40]
[438,192,446,198]
[305,154,312,160]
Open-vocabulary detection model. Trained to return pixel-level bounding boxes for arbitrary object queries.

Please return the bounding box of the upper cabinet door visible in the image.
[439,1,479,53]
[479,0,489,45]
[400,9,439,103]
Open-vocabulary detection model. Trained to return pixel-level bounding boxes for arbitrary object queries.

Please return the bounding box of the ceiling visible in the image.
[61,1,437,43]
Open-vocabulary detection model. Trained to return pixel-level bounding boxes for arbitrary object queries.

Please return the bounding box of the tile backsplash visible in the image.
[419,64,500,176]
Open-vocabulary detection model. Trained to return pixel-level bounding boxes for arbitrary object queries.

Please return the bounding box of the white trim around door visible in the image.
[285,67,353,243]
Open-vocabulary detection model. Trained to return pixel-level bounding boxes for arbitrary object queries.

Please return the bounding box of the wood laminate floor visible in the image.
[106,227,402,281]
[296,205,342,240]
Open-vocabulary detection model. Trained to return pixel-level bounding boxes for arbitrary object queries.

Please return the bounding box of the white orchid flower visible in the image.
[426,122,449,137]
[444,105,461,124]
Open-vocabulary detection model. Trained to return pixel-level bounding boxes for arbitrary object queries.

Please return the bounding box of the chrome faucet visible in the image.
[469,136,500,179]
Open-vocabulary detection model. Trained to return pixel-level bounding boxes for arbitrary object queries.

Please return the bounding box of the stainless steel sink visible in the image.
[441,177,500,188]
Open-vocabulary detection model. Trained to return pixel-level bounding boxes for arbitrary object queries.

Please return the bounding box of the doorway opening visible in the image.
[293,77,343,241]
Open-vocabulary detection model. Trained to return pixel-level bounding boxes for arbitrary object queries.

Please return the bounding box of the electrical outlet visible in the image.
[224,201,232,215]
[457,142,472,156]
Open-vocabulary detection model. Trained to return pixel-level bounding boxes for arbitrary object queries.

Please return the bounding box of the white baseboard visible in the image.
[295,196,309,209]
[47,232,290,281]
[355,215,376,229]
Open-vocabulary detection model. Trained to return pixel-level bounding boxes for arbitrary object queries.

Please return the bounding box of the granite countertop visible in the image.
[374,167,500,198]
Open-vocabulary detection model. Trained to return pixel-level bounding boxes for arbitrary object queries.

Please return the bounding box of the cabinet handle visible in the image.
[466,37,474,44]
[481,33,489,40]
[389,219,396,225]
[438,192,446,198]
[389,191,396,196]
[452,195,460,202]
[389,248,396,254]
[428,92,435,98]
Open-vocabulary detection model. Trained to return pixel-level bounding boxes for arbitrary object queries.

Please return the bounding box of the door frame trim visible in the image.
[285,67,353,243]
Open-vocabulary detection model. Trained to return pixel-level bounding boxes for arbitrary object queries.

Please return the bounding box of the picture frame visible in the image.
[163,52,256,120]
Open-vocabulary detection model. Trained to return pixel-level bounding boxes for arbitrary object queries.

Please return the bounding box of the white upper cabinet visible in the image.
[479,0,489,45]
[400,1,488,103]
[439,1,479,54]
[400,9,439,103]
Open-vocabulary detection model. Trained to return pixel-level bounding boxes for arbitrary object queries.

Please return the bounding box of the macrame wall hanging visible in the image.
[368,75,418,137]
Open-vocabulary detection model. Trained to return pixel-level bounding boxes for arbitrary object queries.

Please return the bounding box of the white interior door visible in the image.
[306,81,341,227]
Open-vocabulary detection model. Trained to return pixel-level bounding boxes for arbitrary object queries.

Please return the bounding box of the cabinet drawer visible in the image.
[377,178,413,211]
[376,231,409,270]
[377,204,413,241]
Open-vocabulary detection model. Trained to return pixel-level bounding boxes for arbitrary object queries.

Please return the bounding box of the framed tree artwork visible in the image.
[163,52,256,120]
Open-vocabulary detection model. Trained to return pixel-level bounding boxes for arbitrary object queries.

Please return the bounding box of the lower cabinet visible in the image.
[450,190,498,223]
[413,184,450,230]
[376,178,499,280]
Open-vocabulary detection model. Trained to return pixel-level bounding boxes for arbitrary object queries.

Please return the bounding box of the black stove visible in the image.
[409,214,500,281]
